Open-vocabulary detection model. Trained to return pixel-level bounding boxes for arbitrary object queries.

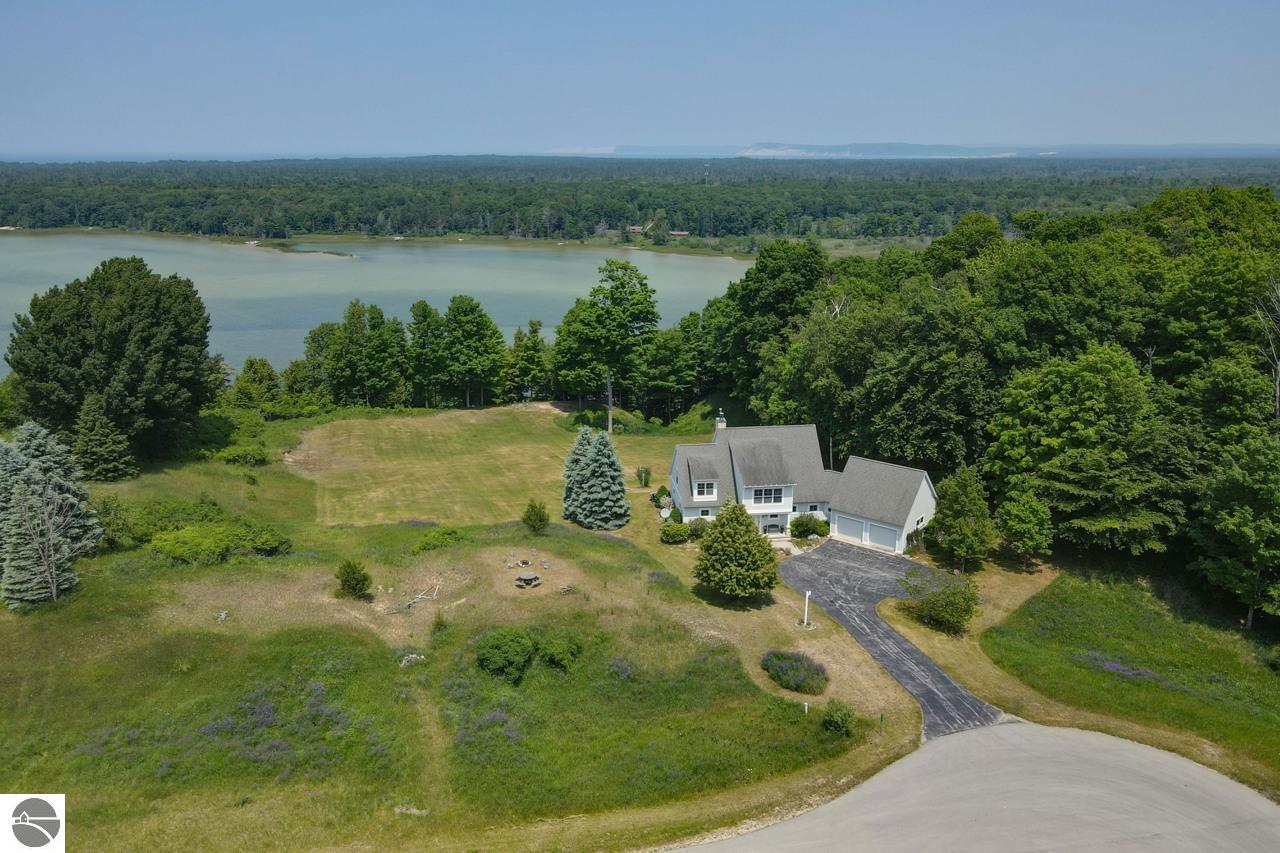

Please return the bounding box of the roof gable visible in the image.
[828,456,932,528]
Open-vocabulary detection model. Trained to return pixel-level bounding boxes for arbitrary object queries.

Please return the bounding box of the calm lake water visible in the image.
[0,233,750,374]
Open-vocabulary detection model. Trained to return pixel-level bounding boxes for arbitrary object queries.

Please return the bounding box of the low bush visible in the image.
[149,523,241,565]
[822,699,858,737]
[649,485,670,506]
[522,499,549,535]
[668,506,683,524]
[660,522,691,544]
[91,493,133,552]
[214,443,271,467]
[899,566,979,635]
[686,517,709,539]
[335,559,373,600]
[536,628,583,670]
[1261,644,1280,674]
[413,525,468,552]
[474,627,535,683]
[149,520,292,565]
[635,465,651,487]
[789,513,830,539]
[760,649,830,694]
[126,495,227,543]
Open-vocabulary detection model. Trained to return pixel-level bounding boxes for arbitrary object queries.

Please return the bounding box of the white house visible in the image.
[669,413,936,554]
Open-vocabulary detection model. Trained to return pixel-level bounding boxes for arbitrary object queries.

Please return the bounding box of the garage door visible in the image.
[834,514,864,542]
[868,523,898,551]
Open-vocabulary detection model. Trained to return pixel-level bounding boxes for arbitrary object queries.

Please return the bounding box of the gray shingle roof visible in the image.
[720,425,830,501]
[671,441,733,508]
[828,456,932,528]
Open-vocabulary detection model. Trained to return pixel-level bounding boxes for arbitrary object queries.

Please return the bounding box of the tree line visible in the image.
[4,156,1280,240]
[3,185,1279,626]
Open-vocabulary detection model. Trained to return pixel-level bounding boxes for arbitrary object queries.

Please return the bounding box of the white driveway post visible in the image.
[803,590,811,626]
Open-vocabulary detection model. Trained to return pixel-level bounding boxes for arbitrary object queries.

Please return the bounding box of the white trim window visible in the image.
[753,487,783,504]
[695,481,717,499]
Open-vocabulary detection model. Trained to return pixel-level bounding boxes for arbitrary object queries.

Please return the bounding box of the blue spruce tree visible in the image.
[572,430,631,530]
[562,425,594,523]
[1,423,101,608]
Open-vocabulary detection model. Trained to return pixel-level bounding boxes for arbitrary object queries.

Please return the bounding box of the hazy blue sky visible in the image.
[2,0,1278,158]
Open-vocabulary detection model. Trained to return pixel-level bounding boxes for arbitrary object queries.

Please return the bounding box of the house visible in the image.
[668,412,936,554]
[625,225,645,234]
[668,230,690,237]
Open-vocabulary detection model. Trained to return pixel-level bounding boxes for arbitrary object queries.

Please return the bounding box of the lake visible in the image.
[0,233,751,375]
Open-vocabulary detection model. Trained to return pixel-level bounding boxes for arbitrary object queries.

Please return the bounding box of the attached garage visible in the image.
[868,523,899,551]
[833,513,864,542]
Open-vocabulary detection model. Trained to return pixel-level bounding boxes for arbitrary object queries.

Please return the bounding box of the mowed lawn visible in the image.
[288,404,691,526]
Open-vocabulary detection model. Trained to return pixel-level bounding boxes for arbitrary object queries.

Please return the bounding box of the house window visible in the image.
[700,509,710,517]
[695,481,716,499]
[809,504,818,512]
[753,487,782,504]
[792,505,797,513]
[916,516,926,528]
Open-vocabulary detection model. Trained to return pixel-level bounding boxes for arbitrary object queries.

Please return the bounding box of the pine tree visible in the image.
[571,430,631,530]
[72,396,138,481]
[929,464,998,570]
[1,426,101,608]
[561,426,594,523]
[693,501,779,599]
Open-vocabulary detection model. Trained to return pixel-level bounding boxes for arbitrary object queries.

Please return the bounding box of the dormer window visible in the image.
[753,487,783,504]
[695,481,717,499]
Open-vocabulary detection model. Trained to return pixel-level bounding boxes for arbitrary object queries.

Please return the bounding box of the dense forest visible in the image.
[4,185,1280,628]
[4,156,1280,240]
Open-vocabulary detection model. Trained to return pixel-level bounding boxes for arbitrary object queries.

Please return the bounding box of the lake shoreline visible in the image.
[0,226,760,261]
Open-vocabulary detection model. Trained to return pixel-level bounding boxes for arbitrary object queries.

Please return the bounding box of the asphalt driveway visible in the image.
[781,539,1001,738]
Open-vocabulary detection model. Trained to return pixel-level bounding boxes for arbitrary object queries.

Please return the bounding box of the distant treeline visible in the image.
[3,156,1280,240]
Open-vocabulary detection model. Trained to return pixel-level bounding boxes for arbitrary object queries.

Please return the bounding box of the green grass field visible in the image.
[0,404,915,850]
[983,570,1280,780]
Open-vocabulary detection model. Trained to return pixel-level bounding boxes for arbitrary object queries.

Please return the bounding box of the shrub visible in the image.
[635,465,651,487]
[149,523,240,565]
[335,559,372,600]
[660,522,691,544]
[91,493,134,552]
[686,517,709,539]
[668,506,683,524]
[649,484,670,506]
[693,501,779,599]
[522,499,549,535]
[474,627,535,683]
[760,649,829,694]
[126,495,226,542]
[898,566,980,635]
[413,525,468,552]
[214,443,270,467]
[789,514,830,539]
[822,699,858,737]
[148,520,291,565]
[235,520,292,556]
[536,628,583,670]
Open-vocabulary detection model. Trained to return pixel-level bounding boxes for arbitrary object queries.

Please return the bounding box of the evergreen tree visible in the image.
[230,356,281,406]
[561,426,594,523]
[5,256,219,456]
[570,430,631,530]
[693,501,779,599]
[1,425,101,608]
[72,396,138,481]
[929,464,998,570]
[995,491,1053,569]
[506,320,553,401]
